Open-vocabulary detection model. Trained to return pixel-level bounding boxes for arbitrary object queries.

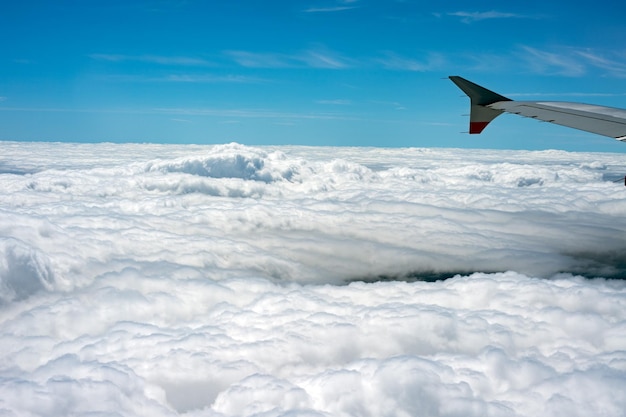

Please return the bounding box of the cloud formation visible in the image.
[0,142,625,416]
[226,47,352,69]
[517,46,626,78]
[448,10,530,23]
[304,0,359,13]
[375,51,445,72]
[89,54,213,67]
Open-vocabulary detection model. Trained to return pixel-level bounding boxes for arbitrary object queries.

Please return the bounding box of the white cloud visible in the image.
[154,107,354,121]
[225,47,352,69]
[375,51,445,72]
[97,73,267,84]
[304,6,356,13]
[0,142,625,416]
[518,46,588,77]
[509,92,626,98]
[89,54,213,67]
[515,46,626,78]
[575,49,626,78]
[224,50,292,68]
[161,74,264,83]
[0,238,55,304]
[301,48,351,69]
[304,0,359,13]
[449,10,530,24]
[315,99,352,105]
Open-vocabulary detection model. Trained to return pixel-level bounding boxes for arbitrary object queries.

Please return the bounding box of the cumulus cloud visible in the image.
[0,238,55,304]
[0,142,625,416]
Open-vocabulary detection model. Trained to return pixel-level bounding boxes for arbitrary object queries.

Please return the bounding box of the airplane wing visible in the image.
[449,76,626,142]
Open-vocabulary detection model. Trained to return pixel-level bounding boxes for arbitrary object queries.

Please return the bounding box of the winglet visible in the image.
[449,76,512,134]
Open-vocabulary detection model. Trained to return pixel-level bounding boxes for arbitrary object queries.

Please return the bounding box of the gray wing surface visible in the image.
[449,76,626,141]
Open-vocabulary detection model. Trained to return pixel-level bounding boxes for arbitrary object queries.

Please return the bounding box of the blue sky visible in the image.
[2,0,626,152]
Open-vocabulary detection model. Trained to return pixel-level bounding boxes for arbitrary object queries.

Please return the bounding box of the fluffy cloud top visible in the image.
[0,142,625,416]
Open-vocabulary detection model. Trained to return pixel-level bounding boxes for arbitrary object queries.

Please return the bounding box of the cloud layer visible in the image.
[0,142,625,416]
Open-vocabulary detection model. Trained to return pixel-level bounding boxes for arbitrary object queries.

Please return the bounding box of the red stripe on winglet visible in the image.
[470,121,489,134]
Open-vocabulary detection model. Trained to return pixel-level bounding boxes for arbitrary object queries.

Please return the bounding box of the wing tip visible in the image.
[469,121,490,134]
[450,76,512,135]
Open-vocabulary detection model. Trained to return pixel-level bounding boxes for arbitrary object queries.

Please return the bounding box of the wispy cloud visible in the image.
[142,0,190,13]
[315,99,352,105]
[226,48,446,72]
[12,58,33,64]
[224,51,292,68]
[304,6,356,12]
[0,105,357,122]
[97,73,265,84]
[460,46,626,79]
[161,74,264,83]
[371,100,406,110]
[574,49,626,78]
[0,97,6,102]
[0,107,151,114]
[89,54,213,67]
[154,107,357,121]
[517,46,587,77]
[301,49,352,68]
[226,47,352,69]
[510,92,626,98]
[460,51,512,73]
[375,51,445,72]
[304,0,359,13]
[516,46,626,78]
[448,11,530,24]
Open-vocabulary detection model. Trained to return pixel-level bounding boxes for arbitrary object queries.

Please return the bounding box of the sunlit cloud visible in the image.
[1,142,625,415]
